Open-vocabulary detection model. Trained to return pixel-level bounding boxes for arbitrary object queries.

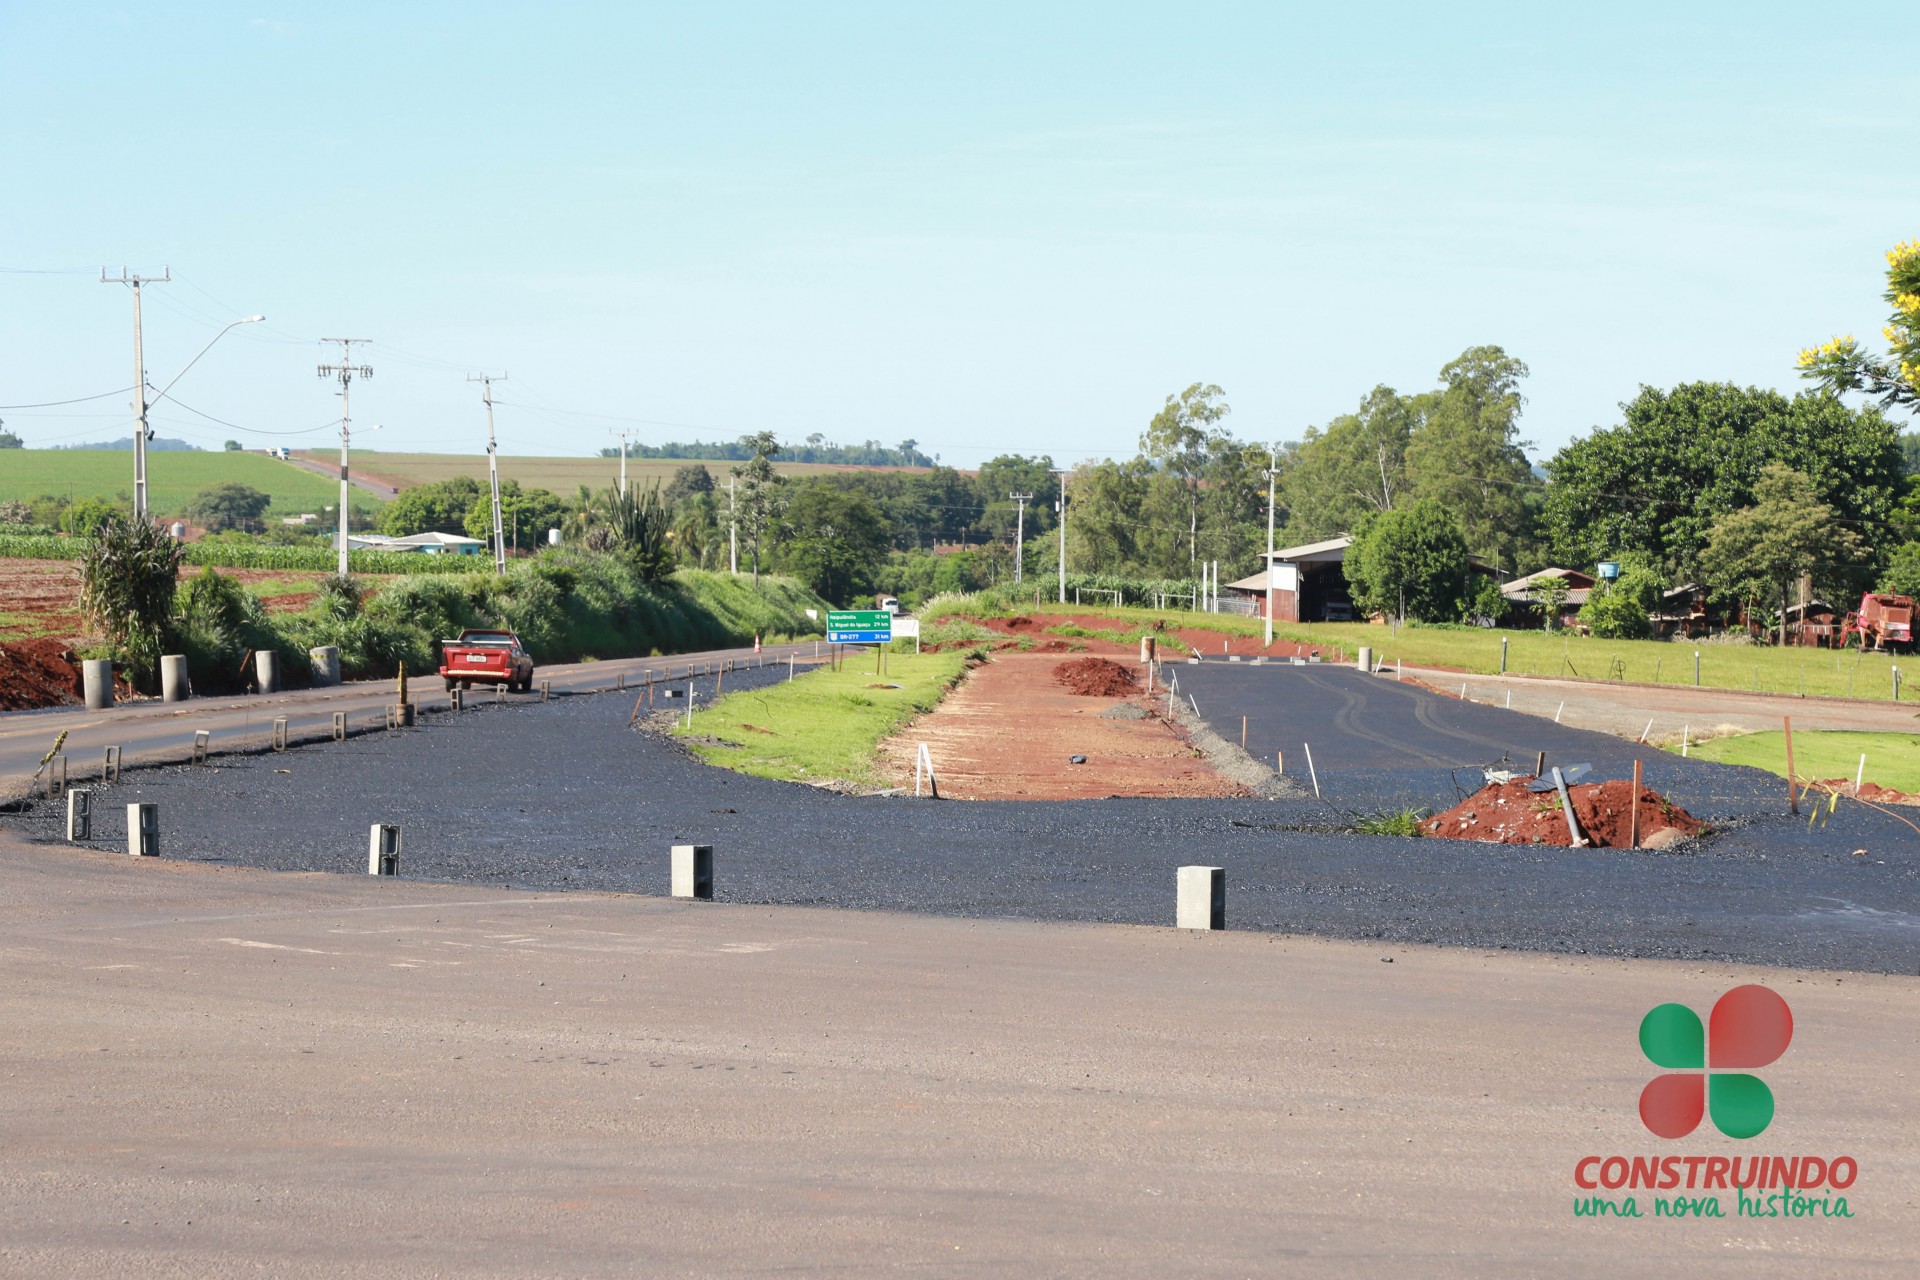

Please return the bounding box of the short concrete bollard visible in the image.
[368,824,401,876]
[309,645,342,687]
[1357,645,1372,673]
[44,754,68,799]
[271,717,289,751]
[449,686,464,711]
[127,803,158,857]
[671,844,714,900]
[191,730,211,765]
[254,649,281,694]
[331,711,347,741]
[541,679,551,702]
[67,788,92,841]
[1176,865,1225,930]
[160,654,190,703]
[102,745,121,782]
[83,658,114,710]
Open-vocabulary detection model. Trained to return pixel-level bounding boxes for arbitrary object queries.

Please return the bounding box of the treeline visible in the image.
[599,436,935,467]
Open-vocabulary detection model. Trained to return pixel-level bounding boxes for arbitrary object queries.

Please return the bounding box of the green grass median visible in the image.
[676,650,972,787]
[1677,730,1920,791]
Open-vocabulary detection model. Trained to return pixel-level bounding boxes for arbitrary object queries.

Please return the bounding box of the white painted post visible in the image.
[254,649,281,694]
[1856,753,1867,794]
[160,654,190,703]
[127,803,157,857]
[368,824,401,876]
[1681,725,1690,758]
[1304,742,1320,798]
[1176,865,1225,930]
[1554,701,1565,723]
[671,844,714,900]
[1638,719,1653,744]
[1357,645,1372,672]
[83,659,114,710]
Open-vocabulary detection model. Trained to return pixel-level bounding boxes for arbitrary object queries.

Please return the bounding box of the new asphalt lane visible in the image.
[8,656,1918,974]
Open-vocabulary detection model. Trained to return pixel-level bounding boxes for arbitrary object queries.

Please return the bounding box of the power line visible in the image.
[0,387,135,409]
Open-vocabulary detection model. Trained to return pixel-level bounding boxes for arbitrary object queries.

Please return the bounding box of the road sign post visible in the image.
[827,610,893,645]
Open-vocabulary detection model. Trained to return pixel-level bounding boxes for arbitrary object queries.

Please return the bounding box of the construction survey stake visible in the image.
[827,610,893,644]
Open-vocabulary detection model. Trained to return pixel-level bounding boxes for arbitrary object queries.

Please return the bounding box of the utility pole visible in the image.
[471,372,508,574]
[611,429,634,497]
[317,339,373,576]
[1010,492,1033,584]
[1054,471,1068,605]
[100,267,170,524]
[726,475,738,575]
[1264,442,1279,647]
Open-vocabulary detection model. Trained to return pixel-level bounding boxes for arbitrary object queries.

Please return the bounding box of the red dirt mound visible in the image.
[1053,656,1140,697]
[1812,779,1920,807]
[1420,777,1704,848]
[0,638,85,711]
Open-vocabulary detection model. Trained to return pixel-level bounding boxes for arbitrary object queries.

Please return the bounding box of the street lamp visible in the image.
[134,314,266,522]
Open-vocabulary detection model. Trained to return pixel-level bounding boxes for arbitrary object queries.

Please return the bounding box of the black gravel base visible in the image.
[6,666,1918,975]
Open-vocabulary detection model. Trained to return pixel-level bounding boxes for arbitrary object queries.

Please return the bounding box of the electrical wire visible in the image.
[0,387,135,409]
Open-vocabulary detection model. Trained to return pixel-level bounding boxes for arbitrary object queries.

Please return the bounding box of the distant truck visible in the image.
[1839,592,1915,653]
[439,629,535,692]
[877,594,901,615]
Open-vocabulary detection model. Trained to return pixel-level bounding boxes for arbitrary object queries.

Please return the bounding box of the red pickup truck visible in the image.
[439,629,536,692]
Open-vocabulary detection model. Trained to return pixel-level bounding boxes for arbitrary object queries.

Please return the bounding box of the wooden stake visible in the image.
[1783,716,1798,814]
[1241,715,1247,749]
[1534,750,1546,778]
[1629,759,1642,849]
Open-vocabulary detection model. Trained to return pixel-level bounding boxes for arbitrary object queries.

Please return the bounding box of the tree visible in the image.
[590,484,674,581]
[222,439,242,451]
[662,464,715,507]
[463,481,566,551]
[1543,384,1904,580]
[1281,384,1420,540]
[0,424,22,448]
[379,477,483,536]
[972,454,1057,544]
[729,430,787,584]
[61,497,125,536]
[1530,574,1572,632]
[1577,562,1664,640]
[1798,237,1919,414]
[1404,346,1538,573]
[778,485,890,603]
[1140,383,1229,564]
[79,515,185,691]
[1699,464,1867,646]
[1882,542,1920,597]
[187,482,272,533]
[1342,499,1471,623]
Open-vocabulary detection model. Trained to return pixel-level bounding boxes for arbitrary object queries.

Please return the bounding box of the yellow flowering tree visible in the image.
[1798,238,1920,413]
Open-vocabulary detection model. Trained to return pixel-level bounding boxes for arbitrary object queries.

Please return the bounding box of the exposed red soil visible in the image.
[971,613,1341,662]
[1811,779,1920,807]
[1054,656,1140,697]
[0,638,85,711]
[1420,777,1705,848]
[877,651,1247,800]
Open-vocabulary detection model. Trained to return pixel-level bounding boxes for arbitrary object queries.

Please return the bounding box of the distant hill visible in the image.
[50,437,201,451]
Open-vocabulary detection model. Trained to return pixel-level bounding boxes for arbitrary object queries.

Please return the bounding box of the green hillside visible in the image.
[320,451,913,495]
[0,449,379,518]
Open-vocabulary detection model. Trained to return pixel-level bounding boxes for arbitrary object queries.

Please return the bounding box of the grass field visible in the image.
[312,451,922,495]
[1679,730,1920,792]
[678,650,970,787]
[0,449,380,519]
[923,598,1913,705]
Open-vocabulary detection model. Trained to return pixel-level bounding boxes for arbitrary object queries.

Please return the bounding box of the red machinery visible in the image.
[1838,592,1915,652]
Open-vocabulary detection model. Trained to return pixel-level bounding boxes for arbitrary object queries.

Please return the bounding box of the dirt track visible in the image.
[877,651,1245,800]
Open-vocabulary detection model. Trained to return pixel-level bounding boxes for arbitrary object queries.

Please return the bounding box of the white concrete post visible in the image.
[83,659,114,710]
[126,803,157,857]
[254,650,281,694]
[160,654,190,702]
[368,824,401,876]
[671,844,714,900]
[66,788,92,842]
[1356,645,1372,673]
[1176,865,1225,930]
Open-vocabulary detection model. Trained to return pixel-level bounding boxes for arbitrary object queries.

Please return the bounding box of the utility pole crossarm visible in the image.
[100,267,171,523]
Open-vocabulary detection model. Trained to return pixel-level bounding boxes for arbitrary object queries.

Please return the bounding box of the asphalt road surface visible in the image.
[7,844,1913,1277]
[8,669,1917,975]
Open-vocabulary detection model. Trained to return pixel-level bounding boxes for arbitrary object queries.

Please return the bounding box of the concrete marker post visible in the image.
[541,677,551,702]
[1176,865,1225,931]
[82,659,114,710]
[309,645,341,687]
[450,687,464,711]
[1357,645,1372,673]
[66,788,92,842]
[44,755,67,800]
[368,824,401,876]
[671,844,714,900]
[271,718,289,751]
[331,711,347,741]
[127,803,158,857]
[160,654,190,703]
[254,649,281,694]
[103,745,121,783]
[191,730,211,765]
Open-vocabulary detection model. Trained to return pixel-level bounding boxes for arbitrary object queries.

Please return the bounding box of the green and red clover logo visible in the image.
[1639,984,1793,1140]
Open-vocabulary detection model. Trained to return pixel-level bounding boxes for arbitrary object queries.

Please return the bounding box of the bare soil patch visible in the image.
[1811,779,1920,807]
[1421,777,1705,848]
[1053,656,1138,697]
[878,651,1247,800]
[0,638,84,711]
[972,612,1341,661]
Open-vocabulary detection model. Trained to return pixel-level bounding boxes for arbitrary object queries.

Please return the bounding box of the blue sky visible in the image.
[3,2,1915,468]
